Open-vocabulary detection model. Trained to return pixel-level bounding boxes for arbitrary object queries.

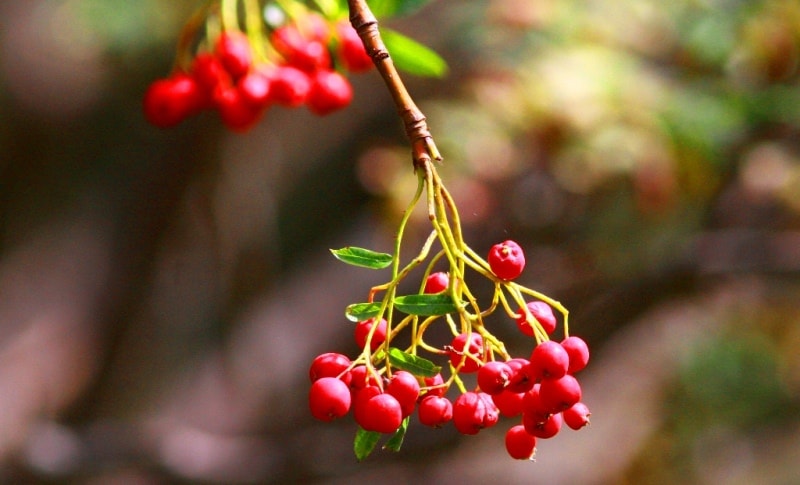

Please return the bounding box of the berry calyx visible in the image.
[487,240,526,280]
[309,377,351,422]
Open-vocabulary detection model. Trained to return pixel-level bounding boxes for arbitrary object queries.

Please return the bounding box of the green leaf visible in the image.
[354,427,382,461]
[387,347,441,377]
[367,0,433,17]
[383,28,448,78]
[331,247,393,269]
[383,416,409,452]
[393,293,459,316]
[345,302,383,322]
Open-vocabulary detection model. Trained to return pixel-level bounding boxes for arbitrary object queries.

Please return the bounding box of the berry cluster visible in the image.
[143,5,372,132]
[309,240,592,461]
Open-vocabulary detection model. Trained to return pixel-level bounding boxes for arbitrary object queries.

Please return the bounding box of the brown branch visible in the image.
[347,0,442,169]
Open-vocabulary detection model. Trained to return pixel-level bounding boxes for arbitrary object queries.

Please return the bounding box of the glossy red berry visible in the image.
[423,271,449,294]
[563,402,591,430]
[516,300,557,337]
[477,361,513,395]
[523,409,562,439]
[143,73,204,128]
[423,373,446,397]
[215,31,253,80]
[309,377,351,422]
[487,240,526,280]
[358,393,403,433]
[237,69,273,109]
[354,318,387,351]
[191,52,231,95]
[448,332,484,373]
[530,340,570,380]
[309,352,351,383]
[307,70,353,115]
[538,374,582,413]
[417,395,453,427]
[505,358,535,393]
[505,424,537,460]
[348,365,381,391]
[561,336,590,374]
[214,86,262,132]
[336,21,373,72]
[491,389,525,418]
[386,371,420,417]
[521,383,550,425]
[269,65,311,107]
[452,391,498,435]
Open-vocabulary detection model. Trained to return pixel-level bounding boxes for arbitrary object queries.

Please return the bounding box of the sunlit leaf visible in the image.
[393,293,459,316]
[331,247,393,269]
[383,28,448,78]
[387,347,441,377]
[354,427,381,461]
[345,302,383,322]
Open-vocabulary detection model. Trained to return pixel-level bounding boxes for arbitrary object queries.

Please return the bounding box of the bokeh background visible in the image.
[1,0,799,483]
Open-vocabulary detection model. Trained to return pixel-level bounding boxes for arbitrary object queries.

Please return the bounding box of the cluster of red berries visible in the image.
[309,240,591,461]
[143,12,372,131]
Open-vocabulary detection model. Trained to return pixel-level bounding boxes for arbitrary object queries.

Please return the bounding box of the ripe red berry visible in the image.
[530,340,570,380]
[309,352,351,383]
[237,69,273,109]
[354,318,387,351]
[423,271,449,294]
[487,240,526,280]
[561,336,590,374]
[538,374,582,413]
[506,358,535,394]
[448,332,484,373]
[215,31,253,80]
[143,73,205,128]
[521,383,550,425]
[269,65,311,107]
[505,425,537,460]
[307,70,353,115]
[309,377,351,422]
[191,52,231,95]
[386,371,420,417]
[423,373,446,397]
[477,361,513,395]
[348,365,381,391]
[491,389,525,418]
[213,86,263,132]
[336,21,373,72]
[358,393,403,433]
[452,391,498,435]
[515,301,557,337]
[563,402,591,430]
[523,409,563,439]
[417,395,453,427]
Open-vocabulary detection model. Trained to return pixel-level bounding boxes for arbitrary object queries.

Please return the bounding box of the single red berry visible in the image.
[307,70,353,115]
[423,373,446,397]
[521,383,550,425]
[215,31,253,79]
[269,65,311,107]
[417,395,453,427]
[505,424,537,460]
[530,340,570,380]
[492,389,525,418]
[336,21,373,72]
[309,352,351,383]
[423,271,449,294]
[213,86,263,132]
[523,409,563,439]
[563,402,591,430]
[354,317,387,351]
[143,73,204,128]
[487,240,526,280]
[515,301,557,337]
[538,374,582,413]
[561,336,590,374]
[191,53,232,95]
[448,332,484,373]
[348,365,381,391]
[309,377,351,422]
[386,371,420,417]
[477,361,513,395]
[237,69,273,109]
[506,358,535,394]
[358,393,403,433]
[452,391,498,435]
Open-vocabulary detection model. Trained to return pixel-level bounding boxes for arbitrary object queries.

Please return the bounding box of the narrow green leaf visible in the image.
[367,0,433,17]
[345,302,383,322]
[331,247,393,269]
[393,293,459,316]
[354,427,382,461]
[388,347,441,377]
[383,416,409,452]
[383,28,448,78]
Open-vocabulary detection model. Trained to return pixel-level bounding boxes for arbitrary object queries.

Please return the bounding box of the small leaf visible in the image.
[393,293,460,316]
[331,247,393,269]
[368,0,433,17]
[354,427,382,461]
[383,28,448,78]
[383,416,409,452]
[345,302,383,322]
[388,347,441,377]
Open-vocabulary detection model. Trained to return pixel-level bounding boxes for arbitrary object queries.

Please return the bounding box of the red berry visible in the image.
[143,73,204,128]
[386,371,420,417]
[452,391,498,435]
[336,21,373,72]
[523,409,563,439]
[307,70,353,115]
[561,336,590,374]
[538,374,582,413]
[417,395,453,427]
[358,393,403,433]
[269,65,311,107]
[448,332,484,373]
[477,361,513,395]
[423,373,446,397]
[423,272,449,294]
[237,69,273,109]
[348,365,381,391]
[309,352,351,383]
[191,53,231,95]
[491,389,525,418]
[563,402,591,430]
[530,340,570,380]
[487,240,525,280]
[505,425,536,460]
[354,318,387,351]
[521,383,550,425]
[515,301,557,337]
[213,86,263,132]
[506,358,535,393]
[309,377,351,422]
[215,31,253,79]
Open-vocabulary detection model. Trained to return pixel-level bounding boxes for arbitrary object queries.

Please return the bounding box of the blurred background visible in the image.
[1,0,799,483]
